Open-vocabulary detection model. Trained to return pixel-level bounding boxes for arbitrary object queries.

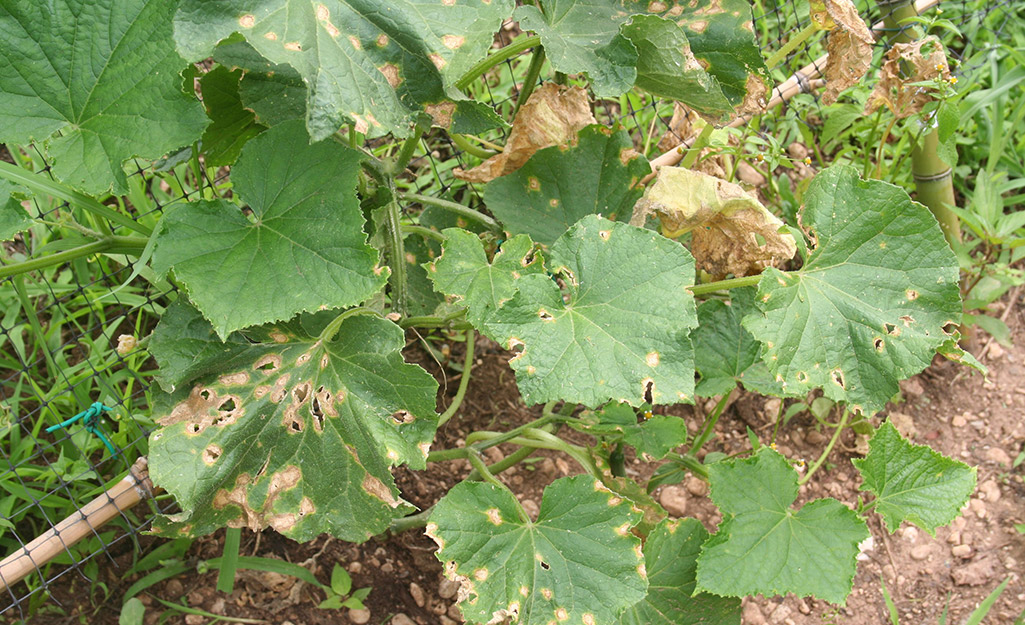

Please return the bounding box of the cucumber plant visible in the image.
[0,0,980,623]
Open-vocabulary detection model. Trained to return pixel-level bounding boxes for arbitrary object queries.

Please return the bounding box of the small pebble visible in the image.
[797,599,810,615]
[951,415,967,427]
[969,498,987,519]
[685,476,708,497]
[985,447,1012,467]
[659,485,689,517]
[184,616,204,625]
[986,342,1005,359]
[952,544,972,558]
[769,603,791,624]
[348,561,363,574]
[380,562,395,573]
[947,531,961,545]
[165,579,184,597]
[980,480,1001,503]
[409,582,425,608]
[439,577,460,600]
[742,602,767,625]
[440,617,459,625]
[910,544,932,561]
[521,499,540,519]
[805,430,828,445]
[349,608,372,624]
[391,614,415,625]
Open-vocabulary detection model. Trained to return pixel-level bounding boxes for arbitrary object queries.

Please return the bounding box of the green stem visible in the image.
[438,331,476,427]
[455,35,542,91]
[401,223,446,242]
[688,274,762,296]
[689,392,731,455]
[519,428,599,478]
[449,133,496,160]
[399,192,501,231]
[399,308,467,329]
[0,236,147,280]
[673,453,709,480]
[680,123,714,170]
[385,197,408,315]
[765,23,819,69]
[513,46,546,117]
[319,307,381,342]
[391,123,427,176]
[0,161,152,236]
[467,451,507,491]
[388,507,434,534]
[798,409,850,486]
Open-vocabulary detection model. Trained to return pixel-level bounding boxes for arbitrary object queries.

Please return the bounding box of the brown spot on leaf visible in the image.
[379,63,401,88]
[425,101,455,128]
[815,0,874,105]
[219,371,249,386]
[429,53,446,69]
[239,14,255,28]
[284,41,302,52]
[202,444,222,465]
[362,473,400,507]
[377,34,389,47]
[254,354,282,372]
[264,32,278,41]
[441,34,465,50]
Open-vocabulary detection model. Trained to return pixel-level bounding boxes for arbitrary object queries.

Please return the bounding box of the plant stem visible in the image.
[399,192,501,231]
[385,197,408,315]
[455,35,542,91]
[319,307,381,343]
[798,409,850,485]
[689,392,731,455]
[438,331,475,427]
[399,308,467,329]
[0,236,147,280]
[0,161,152,236]
[391,123,428,176]
[688,274,762,296]
[449,133,496,160]
[765,23,819,69]
[401,223,446,243]
[672,453,709,480]
[680,123,714,170]
[513,46,546,117]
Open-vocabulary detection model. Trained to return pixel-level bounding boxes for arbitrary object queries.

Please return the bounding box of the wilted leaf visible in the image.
[175,0,513,140]
[0,0,208,195]
[741,165,962,414]
[427,230,543,328]
[696,448,869,603]
[485,125,650,246]
[199,66,267,166]
[0,180,32,240]
[486,216,698,408]
[811,0,875,105]
[865,36,951,118]
[853,421,976,535]
[428,475,647,625]
[455,83,596,184]
[617,518,741,625]
[152,120,386,339]
[149,304,438,542]
[632,167,796,279]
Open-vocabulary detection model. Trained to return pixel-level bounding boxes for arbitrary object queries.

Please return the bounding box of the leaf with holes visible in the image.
[149,305,438,542]
[693,288,786,398]
[741,165,962,414]
[427,229,543,328]
[199,65,267,166]
[853,421,976,535]
[428,475,647,625]
[174,0,513,139]
[574,402,688,460]
[485,215,698,408]
[152,120,386,340]
[695,448,869,603]
[484,125,650,246]
[0,179,31,240]
[618,518,741,625]
[0,0,208,195]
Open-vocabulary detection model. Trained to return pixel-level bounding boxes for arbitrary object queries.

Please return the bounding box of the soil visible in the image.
[24,299,1025,625]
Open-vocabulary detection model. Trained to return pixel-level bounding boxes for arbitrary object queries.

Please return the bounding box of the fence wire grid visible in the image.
[0,0,1019,619]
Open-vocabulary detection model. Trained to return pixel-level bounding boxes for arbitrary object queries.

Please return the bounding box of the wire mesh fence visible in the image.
[0,0,1018,619]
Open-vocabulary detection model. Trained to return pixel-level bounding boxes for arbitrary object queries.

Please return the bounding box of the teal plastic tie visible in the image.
[45,402,118,457]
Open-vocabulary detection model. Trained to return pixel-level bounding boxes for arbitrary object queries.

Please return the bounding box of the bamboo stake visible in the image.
[644,0,942,184]
[0,458,155,593]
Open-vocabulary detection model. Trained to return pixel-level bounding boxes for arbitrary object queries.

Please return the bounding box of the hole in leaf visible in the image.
[642,379,654,404]
[831,369,845,389]
[200,389,211,400]
[884,322,898,336]
[391,410,414,425]
[539,560,550,570]
[219,397,236,412]
[522,249,537,266]
[293,383,310,403]
[538,309,553,321]
[187,423,201,435]
[943,322,958,335]
[311,397,324,430]
[254,355,281,372]
[290,419,303,433]
[873,338,884,351]
[796,371,808,383]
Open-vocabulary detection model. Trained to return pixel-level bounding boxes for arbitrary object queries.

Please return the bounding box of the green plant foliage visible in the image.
[575,402,688,460]
[0,0,208,195]
[213,40,307,127]
[742,165,962,414]
[696,449,869,603]
[427,230,543,327]
[693,287,786,398]
[853,421,976,535]
[149,305,438,542]
[198,66,267,166]
[484,125,650,246]
[618,518,741,625]
[152,120,386,339]
[0,179,31,240]
[428,475,647,625]
[486,215,698,408]
[174,0,513,139]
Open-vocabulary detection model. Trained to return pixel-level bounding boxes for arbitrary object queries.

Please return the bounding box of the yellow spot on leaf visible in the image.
[646,351,660,367]
[239,14,255,28]
[284,41,302,52]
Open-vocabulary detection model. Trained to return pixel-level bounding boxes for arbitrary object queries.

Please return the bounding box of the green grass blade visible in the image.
[217,527,242,593]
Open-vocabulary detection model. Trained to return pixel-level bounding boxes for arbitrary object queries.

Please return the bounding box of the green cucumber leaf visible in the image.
[405,205,489,318]
[853,421,976,535]
[575,402,688,460]
[696,448,869,603]
[0,0,208,195]
[152,120,386,339]
[428,475,647,625]
[149,306,438,542]
[427,229,543,328]
[0,179,32,240]
[486,215,697,408]
[199,66,267,166]
[621,15,732,118]
[214,40,307,127]
[742,165,962,414]
[484,125,649,246]
[693,288,786,398]
[174,0,513,140]
[617,518,741,625]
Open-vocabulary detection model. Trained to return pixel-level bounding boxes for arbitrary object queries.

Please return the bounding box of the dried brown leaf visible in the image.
[453,83,595,183]
[864,36,950,119]
[812,0,875,105]
[632,167,796,279]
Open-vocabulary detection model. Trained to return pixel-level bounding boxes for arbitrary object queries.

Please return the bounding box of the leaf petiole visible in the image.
[0,236,147,280]
[455,35,542,91]
[688,274,762,296]
[798,408,850,485]
[399,192,501,231]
